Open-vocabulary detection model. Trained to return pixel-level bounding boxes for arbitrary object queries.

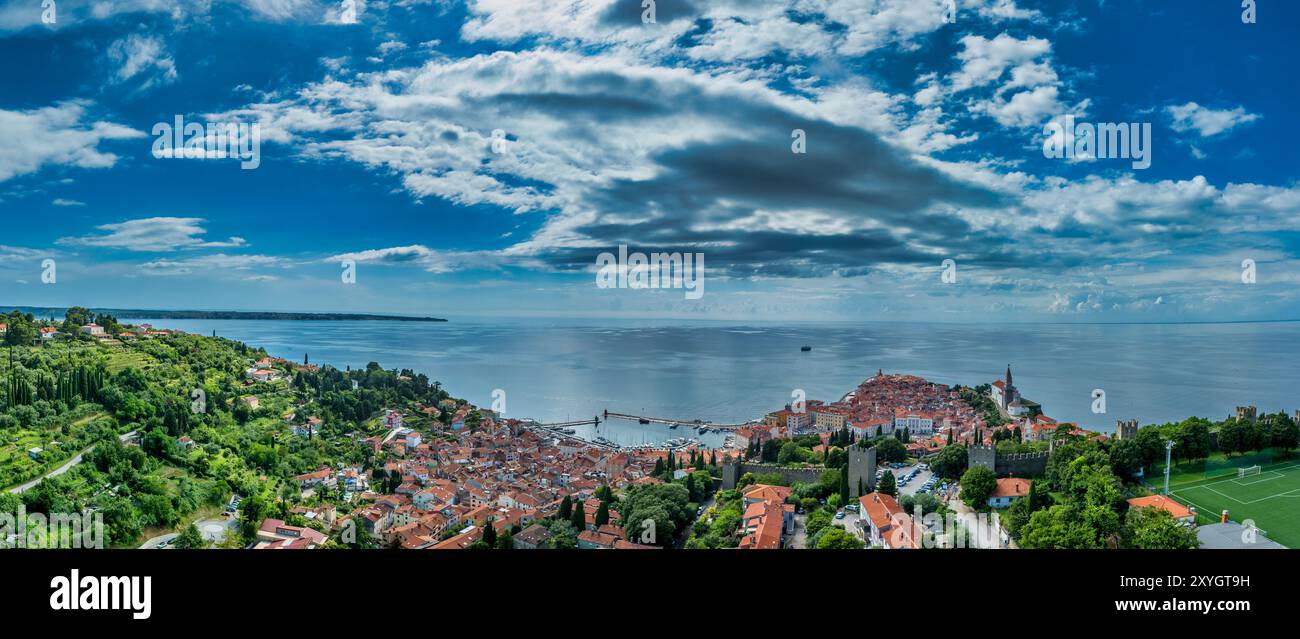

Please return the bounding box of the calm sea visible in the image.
[133,317,1300,446]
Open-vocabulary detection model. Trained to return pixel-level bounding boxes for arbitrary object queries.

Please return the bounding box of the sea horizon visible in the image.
[122,315,1300,445]
[12,304,1300,327]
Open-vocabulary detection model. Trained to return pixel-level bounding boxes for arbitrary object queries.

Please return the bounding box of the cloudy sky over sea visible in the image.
[1,0,1297,321]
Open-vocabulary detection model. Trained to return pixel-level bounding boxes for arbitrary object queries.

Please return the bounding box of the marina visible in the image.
[518,411,740,451]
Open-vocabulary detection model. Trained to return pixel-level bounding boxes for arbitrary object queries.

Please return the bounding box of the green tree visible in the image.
[1018,505,1107,549]
[3,317,36,346]
[173,523,206,549]
[898,492,944,519]
[959,465,997,509]
[777,441,805,465]
[546,520,578,549]
[874,437,907,463]
[1132,427,1164,466]
[62,306,93,330]
[1217,418,1248,455]
[805,508,833,537]
[1109,438,1145,480]
[1175,419,1211,461]
[929,444,968,480]
[571,499,587,531]
[814,526,864,549]
[1123,506,1199,549]
[1268,413,1300,453]
[877,470,897,497]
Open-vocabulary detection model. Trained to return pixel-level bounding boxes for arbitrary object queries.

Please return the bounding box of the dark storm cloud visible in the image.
[597,0,703,27]
[529,93,1017,277]
[484,90,669,121]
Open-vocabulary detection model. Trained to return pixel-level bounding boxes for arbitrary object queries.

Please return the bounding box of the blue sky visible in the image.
[0,0,1297,321]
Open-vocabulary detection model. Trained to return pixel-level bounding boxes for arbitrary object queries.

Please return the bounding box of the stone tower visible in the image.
[968,444,997,472]
[847,445,877,498]
[1236,406,1257,423]
[1115,418,1138,440]
[720,461,741,490]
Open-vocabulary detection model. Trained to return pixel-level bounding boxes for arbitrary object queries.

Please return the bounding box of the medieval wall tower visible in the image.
[1114,418,1138,440]
[847,445,877,498]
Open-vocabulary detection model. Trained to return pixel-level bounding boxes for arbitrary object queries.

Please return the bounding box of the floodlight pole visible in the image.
[1164,440,1174,495]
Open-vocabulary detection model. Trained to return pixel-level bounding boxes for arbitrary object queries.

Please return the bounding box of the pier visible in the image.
[519,418,621,450]
[539,418,600,429]
[602,410,750,431]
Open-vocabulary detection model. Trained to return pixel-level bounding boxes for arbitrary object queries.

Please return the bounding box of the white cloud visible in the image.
[376,40,407,56]
[52,198,86,206]
[951,34,1052,92]
[107,34,178,90]
[241,0,317,20]
[949,33,1069,127]
[974,84,1063,128]
[324,0,365,24]
[330,245,519,273]
[458,0,1037,60]
[0,101,143,182]
[139,253,283,276]
[685,14,832,61]
[1167,102,1260,138]
[0,244,52,264]
[59,217,248,252]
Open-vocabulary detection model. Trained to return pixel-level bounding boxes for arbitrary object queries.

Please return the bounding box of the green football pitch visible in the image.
[1167,461,1300,548]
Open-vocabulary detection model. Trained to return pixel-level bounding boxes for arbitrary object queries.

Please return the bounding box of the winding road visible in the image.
[6,430,137,495]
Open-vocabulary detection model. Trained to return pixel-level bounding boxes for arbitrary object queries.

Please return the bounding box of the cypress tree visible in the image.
[571,499,586,531]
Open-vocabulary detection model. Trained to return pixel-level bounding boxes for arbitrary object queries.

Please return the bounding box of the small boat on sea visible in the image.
[669,422,680,429]
[801,345,812,351]
[638,417,650,424]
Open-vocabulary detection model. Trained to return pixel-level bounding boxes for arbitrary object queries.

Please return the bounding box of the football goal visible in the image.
[1238,465,1262,478]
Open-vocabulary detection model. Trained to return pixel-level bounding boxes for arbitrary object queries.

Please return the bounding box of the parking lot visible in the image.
[877,461,945,497]
[830,508,862,543]
[138,516,238,549]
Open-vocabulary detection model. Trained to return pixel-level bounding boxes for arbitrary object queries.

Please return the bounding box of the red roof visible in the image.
[1127,495,1194,519]
[991,478,1031,499]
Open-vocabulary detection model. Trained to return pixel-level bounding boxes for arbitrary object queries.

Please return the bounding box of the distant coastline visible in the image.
[2,307,448,322]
